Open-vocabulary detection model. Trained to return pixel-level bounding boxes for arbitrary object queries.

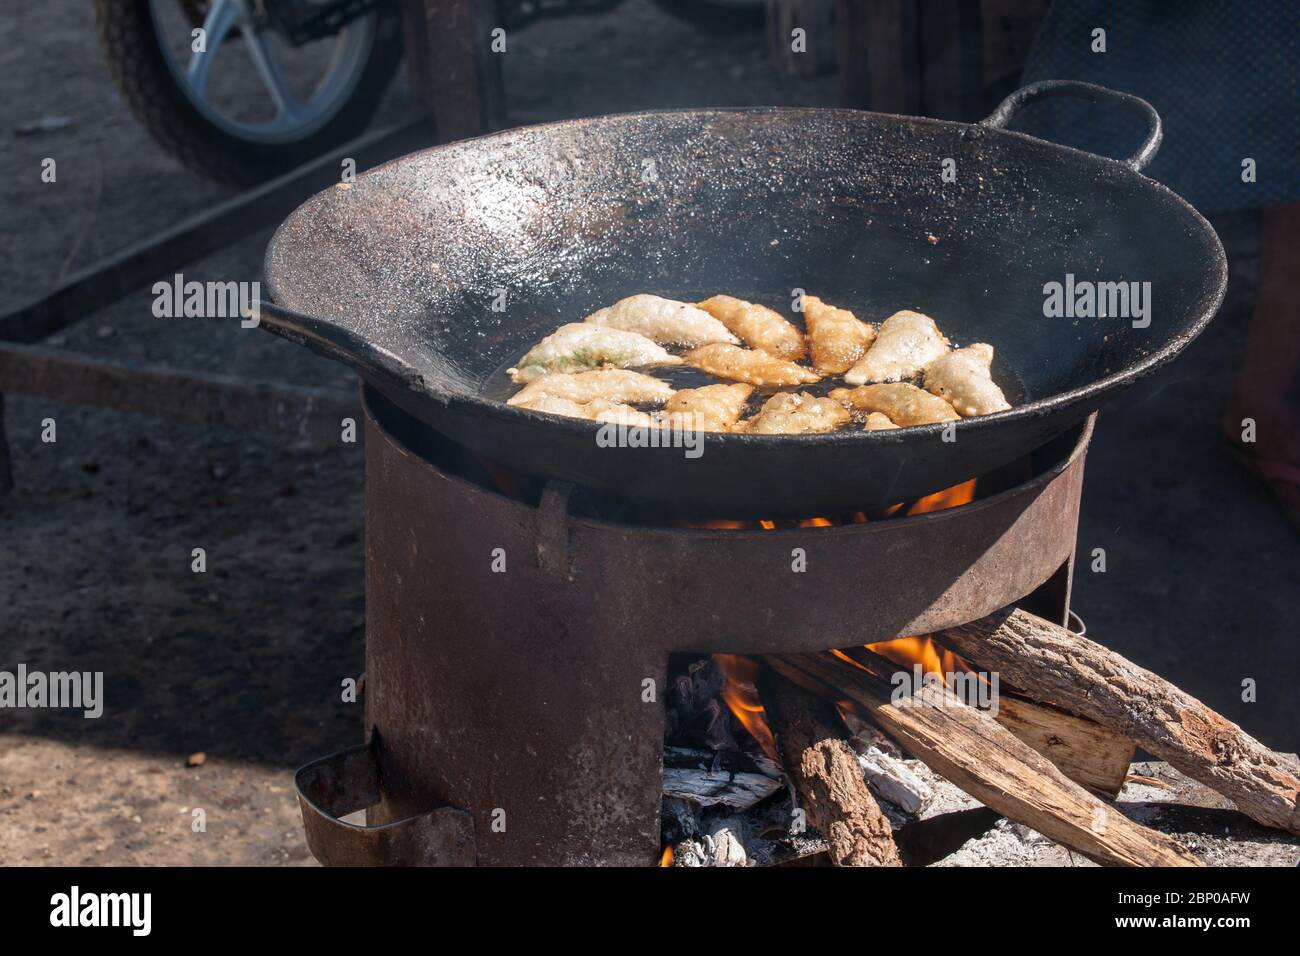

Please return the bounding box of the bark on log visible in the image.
[759,669,903,866]
[934,608,1300,836]
[766,652,1201,867]
[842,646,1135,796]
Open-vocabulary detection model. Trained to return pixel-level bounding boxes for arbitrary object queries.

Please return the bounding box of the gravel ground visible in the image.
[0,1,1294,866]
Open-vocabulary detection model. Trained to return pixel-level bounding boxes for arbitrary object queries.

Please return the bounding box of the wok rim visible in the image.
[261,105,1229,450]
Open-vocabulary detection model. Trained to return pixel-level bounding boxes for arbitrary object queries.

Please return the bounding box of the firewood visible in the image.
[933,608,1300,836]
[661,747,782,811]
[759,670,903,867]
[854,735,932,815]
[766,652,1202,867]
[993,696,1134,796]
[840,647,1135,796]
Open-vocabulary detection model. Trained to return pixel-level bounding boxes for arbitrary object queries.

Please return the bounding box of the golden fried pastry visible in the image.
[802,296,875,375]
[585,294,738,347]
[742,391,851,435]
[509,323,683,383]
[586,399,659,428]
[922,344,1012,417]
[508,369,673,408]
[659,383,753,432]
[513,393,656,428]
[845,309,950,385]
[697,294,806,361]
[830,383,959,426]
[682,343,820,388]
[863,412,900,432]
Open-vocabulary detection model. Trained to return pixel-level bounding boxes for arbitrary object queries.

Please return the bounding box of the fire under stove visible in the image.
[294,386,1090,867]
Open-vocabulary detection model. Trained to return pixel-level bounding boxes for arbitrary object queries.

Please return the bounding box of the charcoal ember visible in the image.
[665,657,740,752]
[661,796,700,844]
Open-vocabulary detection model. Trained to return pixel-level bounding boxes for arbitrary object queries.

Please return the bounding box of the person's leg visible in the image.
[1226,202,1300,525]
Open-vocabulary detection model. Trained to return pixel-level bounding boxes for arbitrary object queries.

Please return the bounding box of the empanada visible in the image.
[742,391,851,435]
[508,369,674,407]
[922,344,1011,417]
[659,383,753,432]
[585,294,738,347]
[830,382,959,426]
[802,296,875,375]
[845,310,949,384]
[697,294,806,361]
[509,323,682,383]
[682,343,820,387]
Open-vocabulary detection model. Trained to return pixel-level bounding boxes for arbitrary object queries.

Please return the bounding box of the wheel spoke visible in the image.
[240,24,303,125]
[185,0,243,96]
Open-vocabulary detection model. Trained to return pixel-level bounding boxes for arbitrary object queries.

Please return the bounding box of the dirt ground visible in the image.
[0,1,1295,866]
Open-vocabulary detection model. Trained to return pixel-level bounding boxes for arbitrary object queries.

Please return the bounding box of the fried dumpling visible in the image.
[922,344,1012,418]
[863,412,900,432]
[508,369,674,408]
[513,393,657,428]
[802,296,875,375]
[844,309,950,385]
[584,294,738,347]
[586,399,659,428]
[830,383,959,426]
[697,295,806,361]
[742,391,851,435]
[682,343,820,388]
[509,323,682,383]
[659,383,753,433]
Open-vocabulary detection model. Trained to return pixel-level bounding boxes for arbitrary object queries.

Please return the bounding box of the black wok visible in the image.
[260,81,1226,516]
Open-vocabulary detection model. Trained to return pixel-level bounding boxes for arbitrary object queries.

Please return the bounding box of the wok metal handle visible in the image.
[981,80,1163,173]
[257,299,451,402]
[295,739,476,866]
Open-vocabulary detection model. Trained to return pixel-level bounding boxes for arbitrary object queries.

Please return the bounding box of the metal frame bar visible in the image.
[0,343,359,446]
[0,120,430,491]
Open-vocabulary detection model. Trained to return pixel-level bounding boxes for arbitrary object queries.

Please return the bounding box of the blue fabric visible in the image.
[1015,0,1299,211]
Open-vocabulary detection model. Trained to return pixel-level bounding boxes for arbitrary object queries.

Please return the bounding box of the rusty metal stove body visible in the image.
[295,388,1090,866]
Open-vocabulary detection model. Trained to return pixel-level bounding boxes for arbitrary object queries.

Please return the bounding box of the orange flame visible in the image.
[659,846,674,867]
[679,480,977,530]
[712,654,779,761]
[905,479,977,516]
[863,635,972,678]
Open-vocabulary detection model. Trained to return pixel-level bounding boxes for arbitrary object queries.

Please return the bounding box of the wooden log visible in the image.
[842,645,1135,795]
[759,670,902,866]
[766,652,1201,866]
[994,695,1134,796]
[661,747,782,811]
[934,608,1300,836]
[852,732,931,815]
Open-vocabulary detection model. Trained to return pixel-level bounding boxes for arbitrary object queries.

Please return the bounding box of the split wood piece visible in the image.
[934,608,1300,835]
[994,696,1134,796]
[765,652,1201,867]
[662,747,783,811]
[847,729,932,815]
[853,647,1134,796]
[759,669,903,867]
